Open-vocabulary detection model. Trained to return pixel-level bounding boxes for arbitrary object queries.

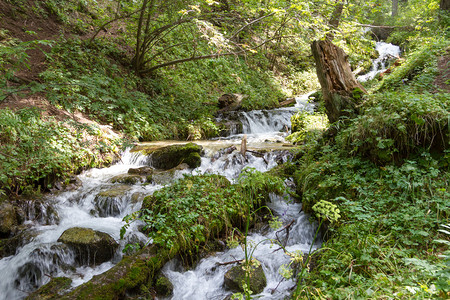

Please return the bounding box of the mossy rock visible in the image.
[308,90,322,103]
[155,275,173,297]
[0,202,18,238]
[26,277,72,300]
[128,166,154,175]
[223,261,267,294]
[110,174,145,185]
[96,185,131,198]
[59,246,177,300]
[57,227,118,266]
[130,192,145,204]
[151,163,190,185]
[94,185,131,217]
[148,143,203,170]
[0,225,39,258]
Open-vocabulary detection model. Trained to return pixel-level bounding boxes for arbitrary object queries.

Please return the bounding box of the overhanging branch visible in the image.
[139,34,292,74]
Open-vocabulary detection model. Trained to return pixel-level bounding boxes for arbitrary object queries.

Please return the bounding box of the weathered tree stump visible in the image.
[311,39,367,123]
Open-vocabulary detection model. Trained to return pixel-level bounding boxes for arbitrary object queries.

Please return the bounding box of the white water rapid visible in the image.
[161,194,319,300]
[0,152,154,300]
[357,42,401,82]
[0,95,317,300]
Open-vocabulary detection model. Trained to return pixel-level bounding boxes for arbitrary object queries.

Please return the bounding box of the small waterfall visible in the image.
[238,96,315,135]
[358,42,401,82]
[0,149,153,300]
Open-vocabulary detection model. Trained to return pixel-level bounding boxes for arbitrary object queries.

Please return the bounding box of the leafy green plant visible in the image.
[0,108,120,195]
[287,111,329,145]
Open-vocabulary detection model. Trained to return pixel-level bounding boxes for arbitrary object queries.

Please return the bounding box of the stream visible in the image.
[0,41,400,300]
[0,96,316,300]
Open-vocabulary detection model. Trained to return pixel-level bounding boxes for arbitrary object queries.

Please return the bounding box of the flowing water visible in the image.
[161,194,319,300]
[0,96,316,300]
[357,42,401,82]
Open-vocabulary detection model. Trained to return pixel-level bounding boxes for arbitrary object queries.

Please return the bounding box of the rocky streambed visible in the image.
[0,96,319,300]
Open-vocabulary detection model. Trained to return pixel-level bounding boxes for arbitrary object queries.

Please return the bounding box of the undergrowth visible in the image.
[0,107,121,196]
[290,20,450,299]
[293,146,449,298]
[121,169,285,255]
[41,37,286,141]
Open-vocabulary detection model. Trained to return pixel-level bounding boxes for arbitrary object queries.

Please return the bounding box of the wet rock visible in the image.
[15,244,73,292]
[15,243,75,291]
[217,120,243,136]
[26,277,72,300]
[155,274,173,297]
[0,202,18,238]
[128,166,154,175]
[212,146,237,162]
[17,199,59,225]
[15,262,43,291]
[130,192,145,204]
[94,185,131,217]
[223,261,267,294]
[110,174,145,185]
[57,227,118,266]
[218,93,246,111]
[0,225,38,258]
[150,163,190,185]
[148,143,203,170]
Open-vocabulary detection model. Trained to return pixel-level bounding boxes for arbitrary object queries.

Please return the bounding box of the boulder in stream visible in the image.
[148,143,203,170]
[110,174,145,185]
[93,185,131,217]
[223,260,267,294]
[150,163,189,185]
[128,166,154,175]
[57,227,118,266]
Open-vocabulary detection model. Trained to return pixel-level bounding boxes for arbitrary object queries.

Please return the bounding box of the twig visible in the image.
[217,259,243,266]
[275,220,295,248]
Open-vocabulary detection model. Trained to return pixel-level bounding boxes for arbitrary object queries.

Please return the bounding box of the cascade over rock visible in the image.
[57,227,118,266]
[94,185,132,217]
[311,39,367,123]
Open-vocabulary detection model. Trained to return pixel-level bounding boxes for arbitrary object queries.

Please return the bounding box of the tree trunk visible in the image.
[392,0,399,16]
[441,0,450,11]
[327,0,344,40]
[311,39,367,123]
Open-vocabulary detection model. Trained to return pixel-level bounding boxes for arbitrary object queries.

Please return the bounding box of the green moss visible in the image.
[96,185,131,198]
[110,174,144,185]
[27,277,72,300]
[147,143,203,170]
[155,275,173,297]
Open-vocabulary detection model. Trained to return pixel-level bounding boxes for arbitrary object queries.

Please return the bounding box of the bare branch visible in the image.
[140,34,293,74]
[229,12,276,40]
[353,22,414,30]
[89,6,145,44]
